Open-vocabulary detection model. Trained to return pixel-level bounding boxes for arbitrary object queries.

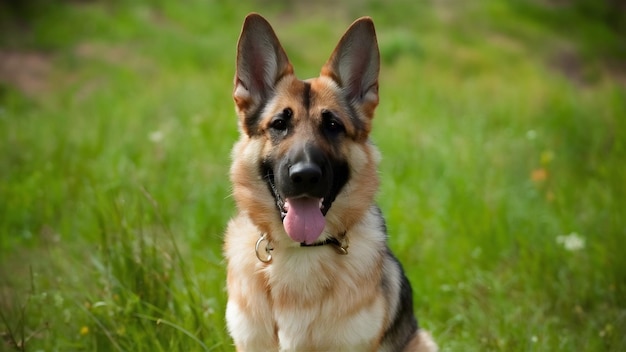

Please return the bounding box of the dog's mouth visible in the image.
[265,167,334,244]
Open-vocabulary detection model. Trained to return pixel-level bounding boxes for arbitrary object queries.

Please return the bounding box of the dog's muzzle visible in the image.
[264,143,333,244]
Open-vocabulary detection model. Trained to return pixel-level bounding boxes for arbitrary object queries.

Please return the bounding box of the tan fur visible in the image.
[224,13,438,352]
[405,331,439,352]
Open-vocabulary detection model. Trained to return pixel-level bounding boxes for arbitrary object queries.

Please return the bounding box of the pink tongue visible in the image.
[283,197,325,244]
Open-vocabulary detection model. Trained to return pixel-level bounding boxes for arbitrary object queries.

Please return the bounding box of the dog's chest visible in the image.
[259,249,386,351]
[225,215,390,350]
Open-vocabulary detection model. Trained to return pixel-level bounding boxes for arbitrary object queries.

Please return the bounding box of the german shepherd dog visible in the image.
[224,13,438,352]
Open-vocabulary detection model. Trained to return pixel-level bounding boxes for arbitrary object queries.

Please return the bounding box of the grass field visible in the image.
[1,0,625,351]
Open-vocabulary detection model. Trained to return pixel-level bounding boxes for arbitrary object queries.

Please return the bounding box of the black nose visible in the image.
[289,162,322,187]
[277,143,330,198]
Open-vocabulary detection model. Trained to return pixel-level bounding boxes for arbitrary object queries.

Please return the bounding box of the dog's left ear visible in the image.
[321,17,380,118]
[234,13,294,118]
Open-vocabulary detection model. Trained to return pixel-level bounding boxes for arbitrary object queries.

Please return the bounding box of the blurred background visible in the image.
[1,0,625,351]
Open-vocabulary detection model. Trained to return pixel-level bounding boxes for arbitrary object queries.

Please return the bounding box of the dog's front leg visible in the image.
[226,299,277,351]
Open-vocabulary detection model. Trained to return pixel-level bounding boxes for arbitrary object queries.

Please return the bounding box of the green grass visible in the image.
[1,0,625,351]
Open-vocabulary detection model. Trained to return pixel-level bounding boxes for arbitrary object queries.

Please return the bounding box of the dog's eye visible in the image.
[270,118,288,131]
[322,110,344,134]
[270,108,292,131]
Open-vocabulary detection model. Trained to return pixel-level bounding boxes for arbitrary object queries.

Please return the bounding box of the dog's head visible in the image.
[230,13,381,245]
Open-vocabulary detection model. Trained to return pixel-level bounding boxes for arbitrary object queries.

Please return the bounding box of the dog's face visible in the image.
[230,14,381,244]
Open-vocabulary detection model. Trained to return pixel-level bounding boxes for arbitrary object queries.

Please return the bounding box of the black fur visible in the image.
[244,102,266,137]
[373,206,420,349]
[381,252,420,350]
[302,81,312,111]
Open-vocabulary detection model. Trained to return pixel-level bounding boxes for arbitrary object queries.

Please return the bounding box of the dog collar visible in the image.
[255,233,349,263]
[300,234,349,255]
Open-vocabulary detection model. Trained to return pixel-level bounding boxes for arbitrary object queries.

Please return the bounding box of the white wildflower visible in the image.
[149,130,164,142]
[556,232,585,251]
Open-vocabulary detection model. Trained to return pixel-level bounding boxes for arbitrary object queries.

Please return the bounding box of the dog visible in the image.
[224,13,438,352]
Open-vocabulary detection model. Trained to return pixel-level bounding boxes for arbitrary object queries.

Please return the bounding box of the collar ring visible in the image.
[255,233,273,263]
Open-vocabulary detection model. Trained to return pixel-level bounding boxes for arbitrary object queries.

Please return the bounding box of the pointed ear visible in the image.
[321,17,380,115]
[234,13,294,114]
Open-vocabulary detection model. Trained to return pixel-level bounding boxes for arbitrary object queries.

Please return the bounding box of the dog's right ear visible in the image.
[234,13,293,117]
